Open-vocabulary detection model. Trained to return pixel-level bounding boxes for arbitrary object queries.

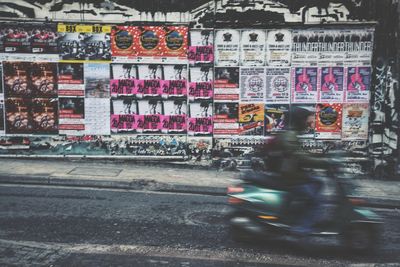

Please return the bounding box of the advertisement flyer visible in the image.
[238,103,264,136]
[345,67,371,103]
[1,23,31,53]
[188,29,214,63]
[240,67,265,102]
[58,63,85,96]
[266,29,292,66]
[30,23,59,54]
[85,98,110,135]
[5,98,32,134]
[342,28,374,66]
[214,29,240,67]
[111,26,137,57]
[265,67,291,103]
[111,114,141,133]
[291,67,318,103]
[136,26,163,58]
[264,105,289,134]
[189,65,213,101]
[161,26,188,58]
[30,62,58,98]
[143,114,163,133]
[58,97,85,135]
[85,63,110,98]
[315,103,342,139]
[214,67,239,101]
[162,64,188,98]
[110,64,139,97]
[319,67,344,103]
[3,62,31,97]
[58,23,111,61]
[240,30,266,66]
[291,104,316,138]
[188,101,213,136]
[213,102,239,135]
[291,29,319,66]
[31,98,58,134]
[342,103,369,140]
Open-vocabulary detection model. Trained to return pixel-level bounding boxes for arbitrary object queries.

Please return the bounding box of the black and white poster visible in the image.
[240,30,266,66]
[214,29,240,67]
[266,29,292,66]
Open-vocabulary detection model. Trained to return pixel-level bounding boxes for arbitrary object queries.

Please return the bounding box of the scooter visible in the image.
[227,170,382,253]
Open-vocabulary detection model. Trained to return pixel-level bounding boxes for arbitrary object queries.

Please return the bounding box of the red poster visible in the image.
[315,103,342,139]
[111,26,138,57]
[161,26,188,58]
[136,26,164,57]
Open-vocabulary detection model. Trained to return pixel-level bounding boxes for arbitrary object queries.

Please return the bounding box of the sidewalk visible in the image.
[0,158,399,208]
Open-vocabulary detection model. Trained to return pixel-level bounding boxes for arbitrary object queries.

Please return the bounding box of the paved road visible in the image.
[0,184,399,266]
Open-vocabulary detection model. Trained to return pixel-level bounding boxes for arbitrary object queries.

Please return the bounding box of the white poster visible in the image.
[240,30,266,66]
[265,67,291,103]
[291,29,319,66]
[266,29,292,66]
[342,103,369,140]
[240,67,265,102]
[214,29,240,67]
[85,98,110,135]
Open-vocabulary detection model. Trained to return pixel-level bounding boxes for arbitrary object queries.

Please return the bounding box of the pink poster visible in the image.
[110,79,137,96]
[291,67,318,103]
[110,114,142,133]
[318,67,344,103]
[136,80,163,98]
[143,114,163,132]
[162,80,187,98]
[188,117,213,135]
[188,82,213,100]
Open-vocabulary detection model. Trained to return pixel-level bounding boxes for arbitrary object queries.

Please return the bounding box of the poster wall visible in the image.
[342,103,369,140]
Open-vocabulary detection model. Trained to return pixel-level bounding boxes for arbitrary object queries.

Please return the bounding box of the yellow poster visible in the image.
[239,103,264,123]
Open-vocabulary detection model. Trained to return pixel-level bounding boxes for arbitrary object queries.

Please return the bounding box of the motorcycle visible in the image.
[227,169,382,253]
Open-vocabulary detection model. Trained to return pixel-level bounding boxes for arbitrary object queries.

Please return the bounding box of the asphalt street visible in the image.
[0,184,399,267]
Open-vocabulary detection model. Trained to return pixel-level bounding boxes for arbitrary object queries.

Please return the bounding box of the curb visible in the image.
[0,174,227,196]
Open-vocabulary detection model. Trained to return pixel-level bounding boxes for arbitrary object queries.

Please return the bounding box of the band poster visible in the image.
[318,67,344,103]
[213,102,239,135]
[0,22,59,54]
[291,67,318,103]
[240,30,266,66]
[240,67,265,102]
[265,67,291,103]
[59,97,85,135]
[58,63,85,96]
[188,29,214,63]
[214,29,240,67]
[266,29,292,66]
[188,101,213,136]
[58,23,111,61]
[264,105,289,134]
[5,98,32,134]
[291,29,319,66]
[315,103,342,139]
[342,103,369,140]
[345,67,371,103]
[189,65,213,101]
[238,103,264,136]
[214,67,240,101]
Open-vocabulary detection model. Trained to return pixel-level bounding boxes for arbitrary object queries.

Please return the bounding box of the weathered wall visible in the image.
[0,0,398,177]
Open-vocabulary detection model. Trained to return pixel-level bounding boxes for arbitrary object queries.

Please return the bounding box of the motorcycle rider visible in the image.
[263,107,330,235]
